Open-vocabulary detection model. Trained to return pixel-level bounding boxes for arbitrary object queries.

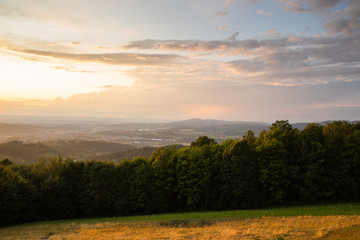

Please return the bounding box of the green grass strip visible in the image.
[9,202,360,228]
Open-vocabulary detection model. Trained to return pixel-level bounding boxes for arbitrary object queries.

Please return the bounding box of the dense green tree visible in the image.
[0,165,35,225]
[176,147,210,208]
[29,157,63,219]
[222,139,260,208]
[257,137,289,204]
[0,158,13,166]
[344,129,360,198]
[190,136,216,147]
[57,159,85,218]
[113,159,132,215]
[128,157,155,214]
[256,121,301,203]
[299,123,328,201]
[150,146,179,212]
[80,161,119,216]
[201,141,223,209]
[323,121,353,200]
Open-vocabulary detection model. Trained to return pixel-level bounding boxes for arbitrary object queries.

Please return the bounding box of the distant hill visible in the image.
[164,118,269,128]
[292,120,360,130]
[0,123,50,135]
[102,119,271,143]
[89,146,158,162]
[0,141,60,164]
[46,140,135,158]
[91,144,185,162]
[0,140,136,164]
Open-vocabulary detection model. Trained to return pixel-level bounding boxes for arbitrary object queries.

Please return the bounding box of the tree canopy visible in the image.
[1,120,360,226]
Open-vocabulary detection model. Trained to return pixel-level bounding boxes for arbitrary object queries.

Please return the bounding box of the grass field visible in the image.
[1,203,360,239]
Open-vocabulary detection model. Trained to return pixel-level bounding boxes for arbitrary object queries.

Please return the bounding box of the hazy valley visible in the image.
[2,117,359,164]
[0,118,271,164]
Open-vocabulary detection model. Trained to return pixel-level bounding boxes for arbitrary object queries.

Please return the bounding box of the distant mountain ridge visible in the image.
[163,118,269,128]
[292,120,360,130]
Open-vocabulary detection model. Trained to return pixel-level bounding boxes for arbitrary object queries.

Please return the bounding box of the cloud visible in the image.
[216,10,229,16]
[225,0,259,7]
[50,66,97,73]
[15,49,183,66]
[224,0,235,7]
[0,34,83,55]
[278,0,343,12]
[229,32,240,40]
[0,1,84,28]
[121,36,288,55]
[324,0,360,36]
[69,41,80,46]
[274,0,359,36]
[261,29,281,36]
[119,28,360,85]
[1,80,359,122]
[257,9,272,16]
[226,59,265,74]
[5,26,359,88]
[218,25,229,30]
[233,0,355,36]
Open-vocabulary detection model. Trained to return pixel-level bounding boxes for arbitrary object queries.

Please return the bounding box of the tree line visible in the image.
[1,120,360,226]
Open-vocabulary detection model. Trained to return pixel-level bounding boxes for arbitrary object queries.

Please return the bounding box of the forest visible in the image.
[1,120,360,226]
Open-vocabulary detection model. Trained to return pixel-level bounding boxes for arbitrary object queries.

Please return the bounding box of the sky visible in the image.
[0,0,359,123]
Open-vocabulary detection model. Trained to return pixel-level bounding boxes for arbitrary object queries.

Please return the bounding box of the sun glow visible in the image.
[0,52,133,100]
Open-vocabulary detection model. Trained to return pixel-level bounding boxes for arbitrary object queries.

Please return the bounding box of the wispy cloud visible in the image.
[278,0,343,12]
[215,10,229,16]
[15,49,184,66]
[0,1,84,28]
[225,0,259,7]
[218,25,229,30]
[121,37,288,55]
[258,0,359,36]
[4,26,360,88]
[224,0,235,7]
[50,66,97,73]
[257,9,272,16]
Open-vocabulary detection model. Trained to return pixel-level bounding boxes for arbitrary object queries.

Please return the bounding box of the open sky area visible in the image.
[0,0,359,122]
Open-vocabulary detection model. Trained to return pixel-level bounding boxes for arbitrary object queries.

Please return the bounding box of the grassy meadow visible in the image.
[1,203,360,239]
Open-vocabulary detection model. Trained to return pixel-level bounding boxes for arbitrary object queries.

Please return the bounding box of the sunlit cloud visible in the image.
[278,0,343,12]
[218,25,230,30]
[0,49,134,99]
[15,49,184,66]
[257,10,272,16]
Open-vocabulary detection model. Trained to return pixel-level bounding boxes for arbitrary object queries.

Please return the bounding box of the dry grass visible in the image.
[1,215,360,240]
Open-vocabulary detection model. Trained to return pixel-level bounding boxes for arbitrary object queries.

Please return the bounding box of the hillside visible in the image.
[0,141,60,164]
[0,140,136,164]
[86,146,158,161]
[0,119,271,147]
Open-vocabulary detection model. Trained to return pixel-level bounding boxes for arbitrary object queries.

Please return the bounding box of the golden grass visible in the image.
[1,216,360,240]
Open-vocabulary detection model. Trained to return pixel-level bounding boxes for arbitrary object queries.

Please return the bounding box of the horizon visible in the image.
[1,0,360,122]
[0,115,358,126]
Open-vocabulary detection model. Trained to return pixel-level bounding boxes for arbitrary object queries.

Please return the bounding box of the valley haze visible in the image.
[1,116,358,164]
